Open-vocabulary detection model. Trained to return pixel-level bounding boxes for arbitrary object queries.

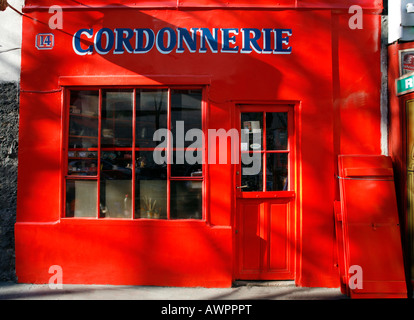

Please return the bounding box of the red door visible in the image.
[235,105,295,280]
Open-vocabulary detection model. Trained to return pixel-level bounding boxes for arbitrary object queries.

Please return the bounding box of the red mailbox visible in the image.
[335,155,407,298]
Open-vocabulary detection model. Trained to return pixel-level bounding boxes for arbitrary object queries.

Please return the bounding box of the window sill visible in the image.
[59,217,208,227]
[236,191,295,199]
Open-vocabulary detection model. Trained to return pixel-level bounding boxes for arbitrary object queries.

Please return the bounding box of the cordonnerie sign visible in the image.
[72,27,292,55]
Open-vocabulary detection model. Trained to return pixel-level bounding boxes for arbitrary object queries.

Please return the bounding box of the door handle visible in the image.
[236,185,248,189]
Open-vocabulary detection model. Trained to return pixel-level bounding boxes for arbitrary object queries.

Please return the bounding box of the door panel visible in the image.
[269,201,289,271]
[240,202,262,272]
[235,105,295,280]
[237,198,294,279]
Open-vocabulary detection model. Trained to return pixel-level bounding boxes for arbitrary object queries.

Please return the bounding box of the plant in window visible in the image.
[143,196,159,219]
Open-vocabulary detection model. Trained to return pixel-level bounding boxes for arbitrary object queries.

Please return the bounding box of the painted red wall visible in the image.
[16,4,382,287]
[22,0,383,10]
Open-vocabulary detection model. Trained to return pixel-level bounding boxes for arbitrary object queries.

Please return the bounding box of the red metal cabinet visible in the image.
[336,155,407,298]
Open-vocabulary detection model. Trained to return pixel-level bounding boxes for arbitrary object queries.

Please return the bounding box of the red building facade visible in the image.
[15,0,387,290]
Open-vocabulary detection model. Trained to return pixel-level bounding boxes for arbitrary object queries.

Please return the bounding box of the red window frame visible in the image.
[62,86,207,220]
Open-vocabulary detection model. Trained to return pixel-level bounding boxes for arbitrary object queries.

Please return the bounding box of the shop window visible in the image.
[65,88,204,219]
[241,111,290,192]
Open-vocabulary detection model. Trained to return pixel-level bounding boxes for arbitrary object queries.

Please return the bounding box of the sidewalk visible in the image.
[0,281,347,300]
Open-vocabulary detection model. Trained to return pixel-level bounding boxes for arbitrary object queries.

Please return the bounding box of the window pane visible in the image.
[101,151,133,179]
[241,112,263,151]
[171,90,202,148]
[100,151,132,218]
[266,112,288,150]
[170,181,202,219]
[171,150,202,177]
[241,153,263,191]
[136,89,168,148]
[136,180,167,219]
[136,150,167,179]
[66,180,97,217]
[135,151,167,219]
[68,151,97,176]
[102,90,133,148]
[68,90,99,149]
[266,153,288,191]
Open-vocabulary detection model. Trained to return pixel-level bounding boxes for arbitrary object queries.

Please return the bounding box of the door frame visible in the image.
[231,101,301,282]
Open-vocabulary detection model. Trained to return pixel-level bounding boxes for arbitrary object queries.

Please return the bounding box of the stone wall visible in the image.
[0,81,19,282]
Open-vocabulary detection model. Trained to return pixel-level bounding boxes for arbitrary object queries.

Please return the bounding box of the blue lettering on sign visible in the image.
[241,28,262,54]
[274,29,292,54]
[72,28,93,55]
[177,28,198,53]
[221,28,239,53]
[94,28,114,55]
[199,28,219,53]
[114,28,135,54]
[156,27,177,54]
[72,27,292,55]
[134,28,155,53]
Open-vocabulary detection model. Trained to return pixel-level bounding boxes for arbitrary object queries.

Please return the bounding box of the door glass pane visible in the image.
[135,151,167,219]
[266,112,288,150]
[241,153,263,191]
[101,90,133,148]
[171,90,202,148]
[170,181,202,219]
[66,180,97,217]
[241,112,263,151]
[68,90,99,149]
[266,153,288,191]
[100,151,133,218]
[136,89,168,148]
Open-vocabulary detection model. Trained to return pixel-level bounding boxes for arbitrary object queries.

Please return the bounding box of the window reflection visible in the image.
[170,181,202,219]
[171,150,202,177]
[171,90,202,148]
[68,90,99,149]
[266,153,288,191]
[135,151,167,219]
[241,153,263,191]
[100,151,132,218]
[101,90,133,148]
[136,90,168,148]
[266,112,288,150]
[66,180,97,218]
[241,112,263,151]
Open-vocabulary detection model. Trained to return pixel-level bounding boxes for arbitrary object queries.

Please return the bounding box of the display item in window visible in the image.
[123,194,131,217]
[143,196,160,219]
